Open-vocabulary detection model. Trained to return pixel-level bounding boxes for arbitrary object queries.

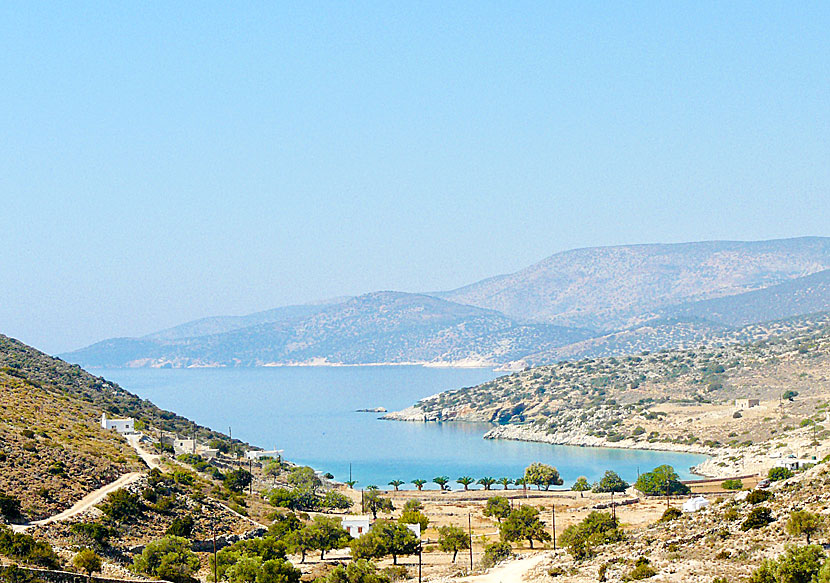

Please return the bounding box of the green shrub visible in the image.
[768,467,794,481]
[749,544,825,583]
[746,490,773,505]
[560,511,624,559]
[0,526,60,569]
[0,492,22,522]
[132,535,200,583]
[70,523,114,548]
[166,515,195,537]
[741,507,774,531]
[99,489,142,521]
[628,557,657,580]
[480,541,513,568]
[721,479,743,490]
[658,507,682,522]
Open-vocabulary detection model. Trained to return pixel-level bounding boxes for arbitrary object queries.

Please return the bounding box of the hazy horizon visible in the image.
[2,3,829,353]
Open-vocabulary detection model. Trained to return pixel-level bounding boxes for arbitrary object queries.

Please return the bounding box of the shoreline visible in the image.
[381,411,721,477]
[94,360,507,370]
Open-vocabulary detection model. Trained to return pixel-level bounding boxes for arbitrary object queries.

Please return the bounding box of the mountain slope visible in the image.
[441,237,830,329]
[62,292,594,367]
[145,298,349,341]
[661,268,830,327]
[0,334,232,445]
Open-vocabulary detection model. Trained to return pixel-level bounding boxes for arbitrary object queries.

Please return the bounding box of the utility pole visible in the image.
[212,512,218,583]
[249,459,254,496]
[551,505,556,550]
[468,513,473,571]
[349,463,352,483]
[418,540,422,583]
[611,490,616,521]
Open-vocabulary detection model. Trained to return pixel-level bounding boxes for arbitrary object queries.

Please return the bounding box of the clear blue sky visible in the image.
[1,2,829,353]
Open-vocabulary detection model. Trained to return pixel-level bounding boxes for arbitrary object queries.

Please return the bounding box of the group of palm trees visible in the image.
[384,476,525,491]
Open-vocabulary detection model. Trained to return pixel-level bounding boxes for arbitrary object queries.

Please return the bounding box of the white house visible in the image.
[341,516,372,538]
[245,449,283,461]
[340,516,420,539]
[735,399,760,410]
[173,438,197,455]
[781,458,815,471]
[101,413,135,434]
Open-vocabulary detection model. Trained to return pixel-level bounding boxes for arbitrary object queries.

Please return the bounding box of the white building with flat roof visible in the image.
[101,413,135,434]
[341,516,371,538]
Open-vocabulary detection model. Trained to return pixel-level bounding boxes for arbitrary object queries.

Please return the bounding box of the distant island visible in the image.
[62,237,830,369]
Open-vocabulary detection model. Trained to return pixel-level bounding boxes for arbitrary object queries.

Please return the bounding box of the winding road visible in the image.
[12,434,158,533]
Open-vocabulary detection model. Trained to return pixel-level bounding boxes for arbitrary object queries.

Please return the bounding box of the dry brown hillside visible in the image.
[0,369,144,521]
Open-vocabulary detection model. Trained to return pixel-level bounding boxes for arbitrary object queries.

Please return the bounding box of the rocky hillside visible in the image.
[0,335,233,442]
[532,462,830,583]
[388,313,830,455]
[0,334,243,521]
[0,367,143,521]
[62,292,593,368]
[441,237,830,329]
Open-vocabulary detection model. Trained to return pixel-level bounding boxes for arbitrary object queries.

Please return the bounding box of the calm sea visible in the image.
[93,366,707,489]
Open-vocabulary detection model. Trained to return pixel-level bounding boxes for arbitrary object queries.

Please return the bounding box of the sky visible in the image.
[1,2,829,354]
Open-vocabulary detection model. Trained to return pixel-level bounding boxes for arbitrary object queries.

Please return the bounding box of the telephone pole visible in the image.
[468,513,473,571]
[551,505,556,550]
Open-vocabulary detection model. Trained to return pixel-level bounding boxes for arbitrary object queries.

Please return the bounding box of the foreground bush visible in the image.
[480,542,513,568]
[0,526,60,569]
[559,511,623,560]
[741,507,774,531]
[133,535,199,583]
[768,467,794,482]
[749,544,826,583]
[320,559,388,583]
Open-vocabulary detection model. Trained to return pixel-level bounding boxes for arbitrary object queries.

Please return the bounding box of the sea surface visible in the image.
[93,366,708,489]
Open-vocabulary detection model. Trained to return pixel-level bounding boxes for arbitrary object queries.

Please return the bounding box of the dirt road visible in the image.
[12,472,142,532]
[462,553,548,583]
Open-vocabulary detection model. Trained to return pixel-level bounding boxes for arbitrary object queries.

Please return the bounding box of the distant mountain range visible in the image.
[62,237,830,368]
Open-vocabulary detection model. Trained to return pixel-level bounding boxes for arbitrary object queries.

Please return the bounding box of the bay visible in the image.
[93,366,708,489]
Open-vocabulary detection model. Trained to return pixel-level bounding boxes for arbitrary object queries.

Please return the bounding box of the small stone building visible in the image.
[735,398,760,410]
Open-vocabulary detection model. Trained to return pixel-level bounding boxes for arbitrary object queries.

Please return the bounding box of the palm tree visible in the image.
[345,480,357,489]
[433,476,450,491]
[457,476,474,491]
[388,480,404,491]
[477,477,496,490]
[367,484,379,491]
[412,479,426,491]
[498,477,513,490]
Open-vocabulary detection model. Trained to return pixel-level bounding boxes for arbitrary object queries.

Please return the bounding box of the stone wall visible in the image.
[0,565,164,583]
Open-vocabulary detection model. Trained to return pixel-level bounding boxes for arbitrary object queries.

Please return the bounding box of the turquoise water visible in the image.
[93,366,708,489]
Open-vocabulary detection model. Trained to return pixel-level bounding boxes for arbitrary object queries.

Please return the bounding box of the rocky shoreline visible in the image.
[481,424,723,475]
